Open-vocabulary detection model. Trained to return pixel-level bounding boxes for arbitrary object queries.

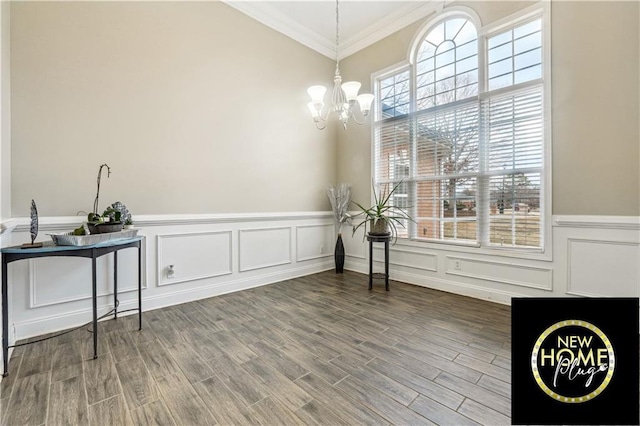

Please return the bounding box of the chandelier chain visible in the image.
[335,0,340,66]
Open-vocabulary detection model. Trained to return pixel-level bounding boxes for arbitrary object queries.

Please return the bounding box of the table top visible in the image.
[1,236,143,254]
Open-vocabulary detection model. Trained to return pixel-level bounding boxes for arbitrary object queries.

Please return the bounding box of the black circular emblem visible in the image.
[531,320,615,403]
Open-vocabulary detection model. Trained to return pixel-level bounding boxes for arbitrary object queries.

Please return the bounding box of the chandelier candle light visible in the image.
[307,0,374,130]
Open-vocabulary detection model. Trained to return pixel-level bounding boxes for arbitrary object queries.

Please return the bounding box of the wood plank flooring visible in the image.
[0,270,513,425]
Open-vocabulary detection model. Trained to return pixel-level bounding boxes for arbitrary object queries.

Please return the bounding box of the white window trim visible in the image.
[370,1,552,262]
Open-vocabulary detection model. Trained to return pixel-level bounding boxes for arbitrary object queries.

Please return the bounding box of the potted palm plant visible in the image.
[352,181,414,244]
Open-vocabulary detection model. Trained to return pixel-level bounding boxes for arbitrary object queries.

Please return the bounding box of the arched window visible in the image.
[373,6,547,250]
[416,18,478,109]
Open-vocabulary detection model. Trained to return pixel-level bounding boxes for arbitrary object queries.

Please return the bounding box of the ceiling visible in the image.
[223,1,442,59]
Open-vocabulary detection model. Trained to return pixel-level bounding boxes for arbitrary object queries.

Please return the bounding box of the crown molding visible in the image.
[223,1,441,60]
[339,2,440,58]
[223,1,336,58]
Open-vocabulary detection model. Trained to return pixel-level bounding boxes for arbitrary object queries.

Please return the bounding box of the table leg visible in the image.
[2,259,8,376]
[113,251,118,319]
[368,238,373,290]
[138,243,142,331]
[384,239,390,291]
[92,256,98,359]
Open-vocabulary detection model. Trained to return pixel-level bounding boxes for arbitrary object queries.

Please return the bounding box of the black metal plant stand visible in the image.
[367,233,391,291]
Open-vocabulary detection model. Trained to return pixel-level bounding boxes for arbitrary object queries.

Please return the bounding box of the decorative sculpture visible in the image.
[22,199,43,248]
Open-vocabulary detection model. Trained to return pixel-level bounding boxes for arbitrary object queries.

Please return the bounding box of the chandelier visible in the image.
[306,0,374,130]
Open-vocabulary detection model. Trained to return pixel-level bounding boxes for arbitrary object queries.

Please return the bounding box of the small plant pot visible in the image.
[93,222,123,234]
[369,218,391,236]
[87,223,99,235]
[123,224,134,230]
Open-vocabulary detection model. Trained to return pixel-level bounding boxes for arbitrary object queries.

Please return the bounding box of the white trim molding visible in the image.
[223,1,441,60]
[339,2,441,59]
[12,212,334,232]
[554,215,640,230]
[0,218,16,236]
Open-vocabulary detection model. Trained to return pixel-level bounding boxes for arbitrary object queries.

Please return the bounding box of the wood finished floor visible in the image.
[0,270,512,426]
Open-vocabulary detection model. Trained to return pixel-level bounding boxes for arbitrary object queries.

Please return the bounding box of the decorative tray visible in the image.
[49,229,139,247]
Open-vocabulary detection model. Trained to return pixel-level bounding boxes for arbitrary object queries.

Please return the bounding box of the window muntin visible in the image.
[374,11,546,250]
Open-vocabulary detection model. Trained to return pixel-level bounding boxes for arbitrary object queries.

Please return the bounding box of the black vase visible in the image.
[334,234,345,274]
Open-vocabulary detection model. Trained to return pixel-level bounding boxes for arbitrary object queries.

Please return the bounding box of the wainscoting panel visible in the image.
[296,223,334,262]
[554,216,640,298]
[30,257,102,308]
[239,227,292,272]
[344,226,367,260]
[566,238,639,297]
[27,256,113,308]
[373,246,438,272]
[29,247,143,308]
[445,256,553,291]
[117,246,145,292]
[157,231,232,286]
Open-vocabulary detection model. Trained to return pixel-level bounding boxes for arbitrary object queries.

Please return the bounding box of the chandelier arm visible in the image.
[316,110,330,123]
[351,112,369,126]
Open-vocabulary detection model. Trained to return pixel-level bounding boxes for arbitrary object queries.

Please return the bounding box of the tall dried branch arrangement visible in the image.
[327,183,352,234]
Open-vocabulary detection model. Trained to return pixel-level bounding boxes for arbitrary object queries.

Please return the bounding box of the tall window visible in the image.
[374,9,546,249]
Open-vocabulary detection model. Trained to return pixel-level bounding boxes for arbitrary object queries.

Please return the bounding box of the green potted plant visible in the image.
[123,218,134,230]
[88,208,123,234]
[352,181,414,244]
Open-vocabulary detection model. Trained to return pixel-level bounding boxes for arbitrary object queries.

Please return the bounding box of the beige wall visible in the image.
[551,1,639,216]
[1,1,9,220]
[11,2,337,217]
[339,1,640,216]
